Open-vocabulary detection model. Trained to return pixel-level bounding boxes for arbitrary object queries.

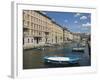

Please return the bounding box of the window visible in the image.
[27,14,30,20]
[31,23,33,27]
[28,38,30,43]
[27,21,29,26]
[31,39,33,43]
[31,16,33,21]
[39,32,41,35]
[36,24,38,30]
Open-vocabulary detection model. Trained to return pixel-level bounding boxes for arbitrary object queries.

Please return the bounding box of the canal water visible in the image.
[23,42,91,69]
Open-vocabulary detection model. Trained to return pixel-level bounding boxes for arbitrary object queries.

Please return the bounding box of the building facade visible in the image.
[23,10,64,49]
[23,10,51,49]
[63,28,69,43]
[73,33,81,42]
[51,22,63,44]
[67,32,73,41]
[23,10,81,49]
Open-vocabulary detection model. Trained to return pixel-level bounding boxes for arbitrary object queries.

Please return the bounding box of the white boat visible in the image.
[44,56,80,64]
[72,47,85,52]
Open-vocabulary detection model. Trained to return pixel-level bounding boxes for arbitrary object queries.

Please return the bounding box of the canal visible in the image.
[23,42,91,69]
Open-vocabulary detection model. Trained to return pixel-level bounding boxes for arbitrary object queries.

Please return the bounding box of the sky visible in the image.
[42,11,91,34]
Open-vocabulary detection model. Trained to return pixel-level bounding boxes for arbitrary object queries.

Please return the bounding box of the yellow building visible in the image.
[51,21,63,44]
[73,33,81,42]
[23,10,52,49]
[23,10,63,49]
[63,27,74,43]
[63,28,69,43]
[67,32,73,41]
[23,10,81,49]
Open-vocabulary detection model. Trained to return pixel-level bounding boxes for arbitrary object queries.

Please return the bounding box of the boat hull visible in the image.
[72,48,84,52]
[44,57,80,65]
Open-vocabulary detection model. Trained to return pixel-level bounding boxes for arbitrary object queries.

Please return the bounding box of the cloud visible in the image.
[82,22,91,27]
[74,13,81,17]
[80,16,87,20]
[74,21,78,23]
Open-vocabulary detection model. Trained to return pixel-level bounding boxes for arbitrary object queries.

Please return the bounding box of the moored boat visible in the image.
[72,47,85,52]
[44,56,80,65]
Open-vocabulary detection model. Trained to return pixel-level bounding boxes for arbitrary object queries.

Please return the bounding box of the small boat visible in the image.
[72,47,85,52]
[44,56,80,65]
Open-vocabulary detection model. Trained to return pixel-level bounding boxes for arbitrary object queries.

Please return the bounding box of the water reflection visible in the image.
[23,42,91,69]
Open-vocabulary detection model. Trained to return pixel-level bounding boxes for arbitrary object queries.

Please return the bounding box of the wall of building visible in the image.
[51,23,63,44]
[23,10,81,49]
[23,10,65,49]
